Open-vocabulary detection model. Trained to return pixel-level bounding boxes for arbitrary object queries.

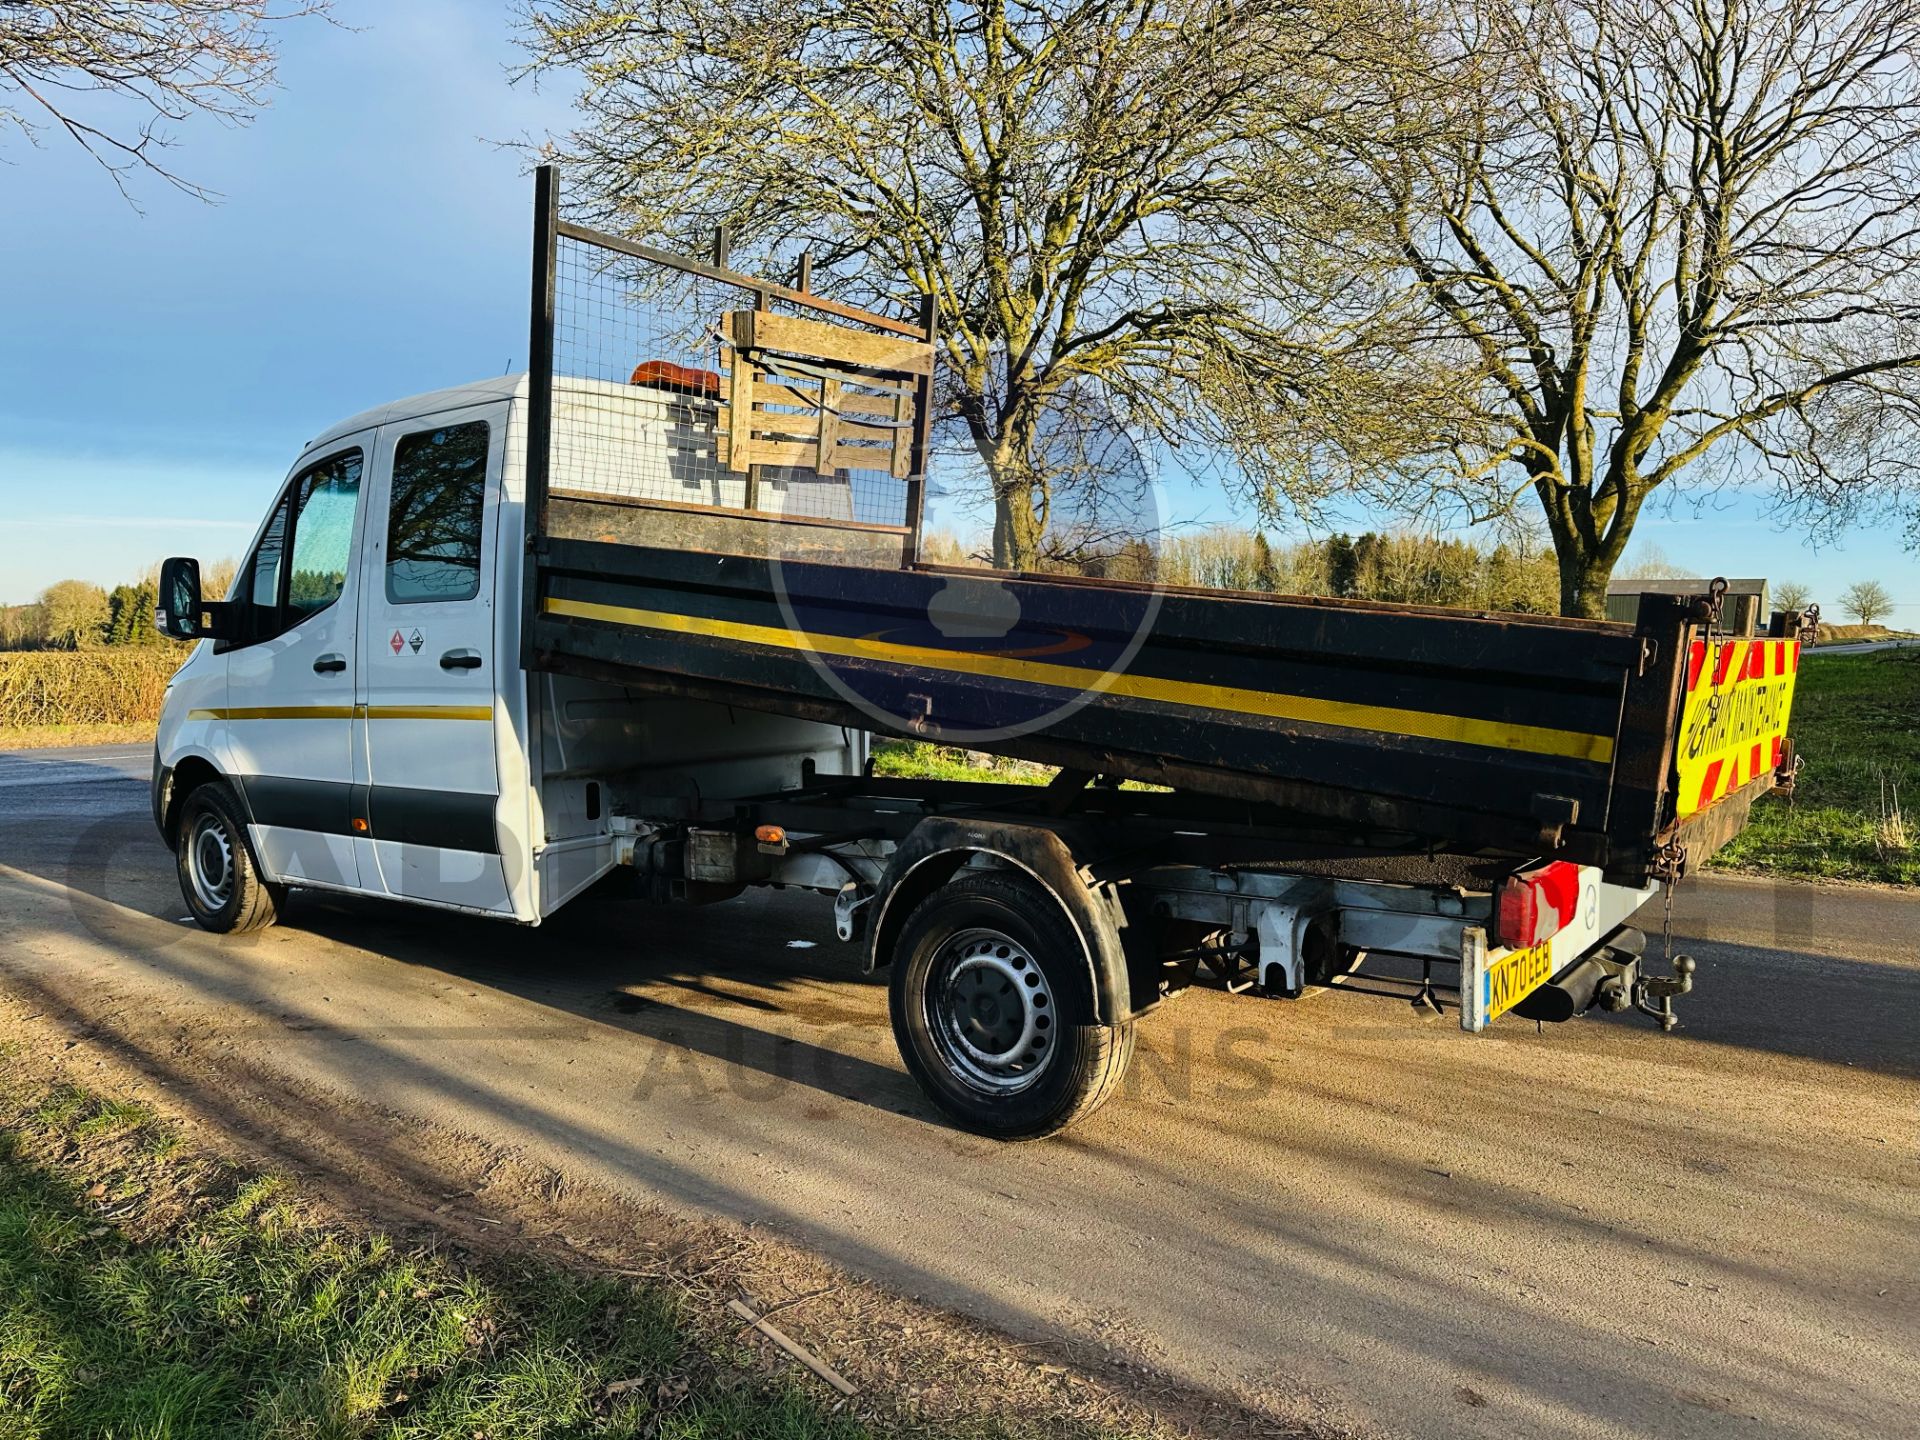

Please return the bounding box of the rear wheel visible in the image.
[175,781,282,934]
[889,869,1133,1139]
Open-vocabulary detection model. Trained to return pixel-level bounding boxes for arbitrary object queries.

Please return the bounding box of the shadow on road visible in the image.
[22,798,1918,1082]
[3,768,1916,1440]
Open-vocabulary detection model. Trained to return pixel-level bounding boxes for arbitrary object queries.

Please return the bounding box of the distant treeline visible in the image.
[923,526,1564,614]
[0,564,236,652]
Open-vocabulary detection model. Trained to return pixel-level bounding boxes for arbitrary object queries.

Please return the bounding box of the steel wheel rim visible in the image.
[926,927,1055,1095]
[187,812,235,912]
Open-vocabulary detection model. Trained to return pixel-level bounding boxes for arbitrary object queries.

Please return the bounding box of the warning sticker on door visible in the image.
[390,630,404,655]
[408,629,424,654]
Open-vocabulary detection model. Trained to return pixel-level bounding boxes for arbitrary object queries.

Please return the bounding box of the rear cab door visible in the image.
[354,405,517,913]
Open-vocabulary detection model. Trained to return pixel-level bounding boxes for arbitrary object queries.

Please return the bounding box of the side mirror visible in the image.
[156,557,205,639]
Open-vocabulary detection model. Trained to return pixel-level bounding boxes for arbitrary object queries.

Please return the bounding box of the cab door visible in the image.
[222,443,370,889]
[355,408,511,912]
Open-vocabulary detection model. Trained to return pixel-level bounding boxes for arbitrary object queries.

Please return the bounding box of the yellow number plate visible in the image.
[1484,940,1555,1023]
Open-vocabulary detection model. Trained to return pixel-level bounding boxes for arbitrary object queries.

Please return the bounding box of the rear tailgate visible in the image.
[1461,627,1801,1030]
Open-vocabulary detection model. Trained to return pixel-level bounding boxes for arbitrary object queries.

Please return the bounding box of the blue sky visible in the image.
[1,0,1915,623]
[0,1,571,602]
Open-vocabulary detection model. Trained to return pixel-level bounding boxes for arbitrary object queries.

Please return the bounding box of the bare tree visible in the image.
[1774,579,1814,612]
[1328,0,1920,616]
[1617,542,1678,580]
[0,601,47,649]
[517,0,1451,570]
[1840,579,1892,626]
[0,1,328,201]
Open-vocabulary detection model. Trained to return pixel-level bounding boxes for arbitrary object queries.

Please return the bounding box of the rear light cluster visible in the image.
[1493,859,1582,949]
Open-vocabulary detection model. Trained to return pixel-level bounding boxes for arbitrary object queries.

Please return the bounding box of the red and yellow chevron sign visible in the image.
[1675,637,1799,818]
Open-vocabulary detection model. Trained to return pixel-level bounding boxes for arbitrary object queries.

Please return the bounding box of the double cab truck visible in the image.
[150,170,1806,1137]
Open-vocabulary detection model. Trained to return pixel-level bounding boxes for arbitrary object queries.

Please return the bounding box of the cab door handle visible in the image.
[439,649,483,671]
[313,653,347,674]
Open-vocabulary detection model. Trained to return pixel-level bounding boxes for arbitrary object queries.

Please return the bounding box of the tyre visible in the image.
[175,780,282,934]
[889,869,1134,1139]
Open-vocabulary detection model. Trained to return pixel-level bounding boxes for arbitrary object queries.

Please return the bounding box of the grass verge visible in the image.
[871,740,1052,785]
[0,1066,1148,1440]
[872,742,1167,792]
[1710,649,1919,886]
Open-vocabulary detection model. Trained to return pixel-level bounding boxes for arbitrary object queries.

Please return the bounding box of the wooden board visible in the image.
[729,308,934,376]
[891,388,913,479]
[548,492,910,564]
[715,433,900,472]
[717,404,901,447]
[715,306,923,479]
[726,329,756,476]
[719,374,910,422]
[817,378,842,477]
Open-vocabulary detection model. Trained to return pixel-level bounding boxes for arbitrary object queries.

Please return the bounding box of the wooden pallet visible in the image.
[717,309,929,479]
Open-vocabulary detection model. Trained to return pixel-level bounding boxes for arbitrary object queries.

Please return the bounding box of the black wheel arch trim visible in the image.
[154,752,233,849]
[868,816,1132,1025]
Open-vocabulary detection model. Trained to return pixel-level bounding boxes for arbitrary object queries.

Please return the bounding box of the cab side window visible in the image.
[386,422,489,604]
[288,454,361,616]
[227,449,362,648]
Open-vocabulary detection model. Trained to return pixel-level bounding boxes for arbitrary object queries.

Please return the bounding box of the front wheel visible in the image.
[175,781,282,933]
[889,869,1134,1139]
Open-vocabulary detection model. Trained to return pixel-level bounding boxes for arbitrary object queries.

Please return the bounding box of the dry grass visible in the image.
[1876,770,1911,861]
[0,650,181,730]
[1814,623,1919,644]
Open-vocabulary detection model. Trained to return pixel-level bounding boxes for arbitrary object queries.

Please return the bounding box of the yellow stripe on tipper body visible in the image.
[187,705,491,722]
[543,597,1616,764]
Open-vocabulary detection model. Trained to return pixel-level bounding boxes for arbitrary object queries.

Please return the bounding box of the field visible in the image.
[1812,623,1918,644]
[1711,649,1920,885]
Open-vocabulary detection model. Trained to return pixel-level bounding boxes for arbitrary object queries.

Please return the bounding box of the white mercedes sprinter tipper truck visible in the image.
[148,170,1801,1137]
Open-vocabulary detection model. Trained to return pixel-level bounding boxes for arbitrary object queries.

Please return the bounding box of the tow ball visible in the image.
[1635,954,1696,1033]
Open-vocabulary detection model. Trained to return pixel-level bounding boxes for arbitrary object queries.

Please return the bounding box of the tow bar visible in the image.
[1637,870,1697,1032]
[1509,926,1696,1032]
[1636,953,1696,1033]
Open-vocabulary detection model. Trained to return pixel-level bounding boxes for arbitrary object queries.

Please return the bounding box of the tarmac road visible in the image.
[1803,637,1920,657]
[1,744,1914,1440]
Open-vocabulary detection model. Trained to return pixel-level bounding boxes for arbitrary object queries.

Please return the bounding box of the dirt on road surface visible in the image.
[2,745,1915,1440]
